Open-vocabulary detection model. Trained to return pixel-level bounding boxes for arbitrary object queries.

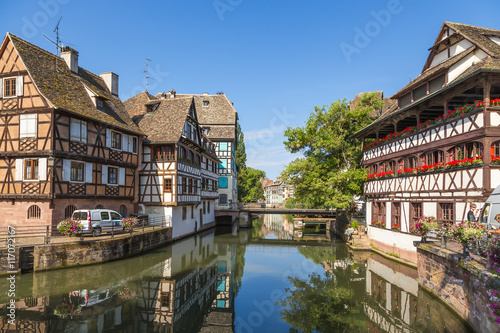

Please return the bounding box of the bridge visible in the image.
[242,208,337,217]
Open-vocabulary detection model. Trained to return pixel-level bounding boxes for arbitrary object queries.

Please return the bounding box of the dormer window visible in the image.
[203,101,209,107]
[96,98,104,111]
[146,103,159,113]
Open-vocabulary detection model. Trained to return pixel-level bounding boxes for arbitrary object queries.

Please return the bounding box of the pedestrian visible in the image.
[467,203,477,222]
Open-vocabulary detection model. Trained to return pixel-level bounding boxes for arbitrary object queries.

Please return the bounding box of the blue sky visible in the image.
[2,0,500,179]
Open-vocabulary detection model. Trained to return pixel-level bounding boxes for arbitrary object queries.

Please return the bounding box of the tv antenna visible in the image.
[43,17,64,56]
[144,58,151,91]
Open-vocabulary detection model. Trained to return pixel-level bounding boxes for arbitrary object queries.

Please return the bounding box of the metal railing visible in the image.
[0,215,173,248]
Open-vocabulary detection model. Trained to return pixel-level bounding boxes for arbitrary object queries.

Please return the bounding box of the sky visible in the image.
[2,0,500,179]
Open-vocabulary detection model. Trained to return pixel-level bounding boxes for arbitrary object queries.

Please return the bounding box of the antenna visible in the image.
[144,58,151,92]
[43,17,63,56]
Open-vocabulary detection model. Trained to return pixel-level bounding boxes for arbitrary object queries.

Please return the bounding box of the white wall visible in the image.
[368,226,421,252]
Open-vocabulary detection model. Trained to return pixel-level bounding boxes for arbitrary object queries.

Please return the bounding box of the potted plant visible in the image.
[391,224,400,231]
[57,218,83,237]
[447,220,485,256]
[121,217,138,233]
[410,216,438,241]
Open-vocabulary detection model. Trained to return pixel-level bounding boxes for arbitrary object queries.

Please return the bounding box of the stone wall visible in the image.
[33,227,172,272]
[0,246,20,275]
[417,243,500,333]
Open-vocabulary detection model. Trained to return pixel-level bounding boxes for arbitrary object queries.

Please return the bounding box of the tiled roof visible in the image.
[135,97,193,143]
[204,125,236,140]
[8,33,142,135]
[123,90,156,119]
[445,22,500,57]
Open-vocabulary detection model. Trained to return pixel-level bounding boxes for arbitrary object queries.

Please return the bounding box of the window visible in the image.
[182,177,187,194]
[95,204,105,209]
[182,207,187,220]
[448,142,483,161]
[119,205,127,216]
[24,159,39,180]
[191,206,194,218]
[110,212,121,220]
[70,161,85,182]
[439,203,454,224]
[392,202,401,229]
[188,178,193,194]
[111,131,121,149]
[4,78,16,97]
[108,167,118,184]
[203,101,209,107]
[219,159,228,170]
[410,203,422,230]
[372,202,386,224]
[96,98,104,111]
[132,137,138,153]
[208,201,211,213]
[70,118,87,142]
[203,201,206,214]
[219,142,228,151]
[65,205,77,219]
[19,114,37,138]
[100,211,110,220]
[164,178,172,192]
[219,177,228,188]
[161,293,170,307]
[219,194,228,205]
[27,205,41,219]
[153,145,175,160]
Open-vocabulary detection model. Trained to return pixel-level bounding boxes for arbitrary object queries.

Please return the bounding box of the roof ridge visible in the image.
[445,21,500,34]
[8,32,61,61]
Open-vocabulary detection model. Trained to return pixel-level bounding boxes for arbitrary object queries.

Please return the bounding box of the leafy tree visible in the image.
[238,167,266,202]
[282,92,382,209]
[236,122,266,202]
[279,272,363,332]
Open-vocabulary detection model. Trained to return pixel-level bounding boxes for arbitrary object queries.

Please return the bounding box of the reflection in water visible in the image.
[0,216,474,332]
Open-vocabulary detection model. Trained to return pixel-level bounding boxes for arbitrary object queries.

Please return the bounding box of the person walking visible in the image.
[467,203,477,222]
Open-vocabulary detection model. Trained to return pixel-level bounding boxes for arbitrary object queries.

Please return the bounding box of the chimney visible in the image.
[202,92,209,95]
[169,89,176,98]
[61,46,79,74]
[100,72,119,97]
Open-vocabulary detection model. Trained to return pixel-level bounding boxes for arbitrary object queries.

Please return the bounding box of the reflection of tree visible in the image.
[297,246,336,266]
[233,244,246,297]
[251,217,264,239]
[279,272,363,332]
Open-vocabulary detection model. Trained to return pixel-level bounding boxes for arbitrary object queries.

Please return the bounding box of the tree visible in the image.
[235,122,266,202]
[238,167,266,202]
[282,92,382,209]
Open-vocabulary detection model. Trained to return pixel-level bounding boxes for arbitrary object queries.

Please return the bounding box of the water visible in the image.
[0,215,474,332]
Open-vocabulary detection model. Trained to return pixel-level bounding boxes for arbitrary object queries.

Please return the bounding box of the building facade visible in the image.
[355,22,500,262]
[124,91,219,239]
[0,33,142,228]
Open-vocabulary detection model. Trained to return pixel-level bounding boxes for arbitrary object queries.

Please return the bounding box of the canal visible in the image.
[0,214,474,332]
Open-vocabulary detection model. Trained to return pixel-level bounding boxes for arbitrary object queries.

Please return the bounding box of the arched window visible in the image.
[448,142,483,161]
[119,205,127,216]
[65,205,78,218]
[27,205,41,219]
[95,204,104,209]
[420,150,443,165]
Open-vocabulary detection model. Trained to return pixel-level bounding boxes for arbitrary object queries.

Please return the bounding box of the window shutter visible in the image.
[39,158,47,181]
[62,159,71,181]
[82,121,87,143]
[16,76,24,96]
[0,79,3,98]
[102,165,108,184]
[118,167,125,185]
[122,134,129,152]
[106,129,111,147]
[85,163,93,183]
[70,119,80,141]
[15,159,23,181]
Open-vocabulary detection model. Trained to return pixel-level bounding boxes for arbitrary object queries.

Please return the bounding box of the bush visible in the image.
[351,220,358,229]
[57,218,82,237]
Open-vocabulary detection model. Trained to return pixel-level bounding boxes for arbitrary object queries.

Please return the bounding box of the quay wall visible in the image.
[417,243,500,333]
[32,227,172,272]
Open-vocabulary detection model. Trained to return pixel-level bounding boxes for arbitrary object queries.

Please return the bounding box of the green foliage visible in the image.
[351,220,358,229]
[238,167,266,202]
[282,92,382,209]
[298,246,336,265]
[233,244,246,297]
[235,123,247,168]
[279,272,362,332]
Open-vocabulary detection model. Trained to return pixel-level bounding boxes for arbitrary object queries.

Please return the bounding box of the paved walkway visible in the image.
[0,225,171,248]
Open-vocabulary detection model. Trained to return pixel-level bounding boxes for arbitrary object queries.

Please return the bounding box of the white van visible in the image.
[479,186,500,230]
[72,209,123,236]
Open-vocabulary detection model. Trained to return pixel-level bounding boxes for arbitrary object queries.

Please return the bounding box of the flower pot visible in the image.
[462,243,469,257]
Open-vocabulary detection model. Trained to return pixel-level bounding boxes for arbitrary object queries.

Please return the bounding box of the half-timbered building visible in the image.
[354,22,500,262]
[124,91,219,239]
[0,33,142,227]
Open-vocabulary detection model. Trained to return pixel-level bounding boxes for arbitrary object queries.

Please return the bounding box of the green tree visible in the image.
[238,167,266,202]
[235,123,246,168]
[282,92,382,209]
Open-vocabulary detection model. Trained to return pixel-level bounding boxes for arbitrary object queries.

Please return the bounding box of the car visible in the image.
[72,209,124,236]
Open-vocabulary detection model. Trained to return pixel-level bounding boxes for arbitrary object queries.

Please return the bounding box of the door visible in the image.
[100,211,111,232]
[110,211,122,231]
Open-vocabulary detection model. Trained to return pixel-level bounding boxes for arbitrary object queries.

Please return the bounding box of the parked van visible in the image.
[72,209,123,236]
[479,185,500,230]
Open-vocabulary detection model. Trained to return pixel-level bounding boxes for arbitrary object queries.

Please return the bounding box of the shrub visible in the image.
[57,218,82,237]
[351,220,358,229]
[447,220,485,244]
[121,217,138,232]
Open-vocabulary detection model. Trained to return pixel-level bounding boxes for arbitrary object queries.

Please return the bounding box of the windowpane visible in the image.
[4,78,16,97]
[108,167,118,184]
[100,212,109,220]
[164,178,172,192]
[70,162,84,181]
[111,132,121,149]
[219,142,228,151]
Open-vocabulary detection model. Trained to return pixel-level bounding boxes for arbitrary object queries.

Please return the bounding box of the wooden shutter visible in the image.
[15,159,23,181]
[82,121,87,143]
[62,159,71,181]
[106,129,112,147]
[85,163,93,183]
[122,134,129,152]
[118,167,125,185]
[102,165,108,184]
[70,119,80,141]
[16,76,23,96]
[39,158,47,181]
[0,79,3,98]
